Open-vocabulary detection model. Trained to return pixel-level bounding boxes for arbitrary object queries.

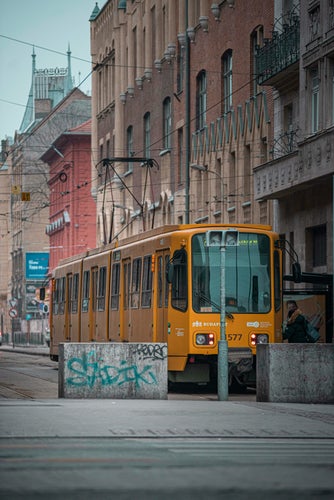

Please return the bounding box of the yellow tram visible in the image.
[49,224,283,387]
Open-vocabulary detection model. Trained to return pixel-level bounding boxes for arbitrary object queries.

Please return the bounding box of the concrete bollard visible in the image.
[58,342,168,399]
[256,344,334,403]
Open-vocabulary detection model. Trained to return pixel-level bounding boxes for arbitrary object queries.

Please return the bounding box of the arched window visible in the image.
[196,70,207,130]
[163,97,172,149]
[250,26,263,96]
[222,50,233,113]
[126,125,133,173]
[144,112,151,157]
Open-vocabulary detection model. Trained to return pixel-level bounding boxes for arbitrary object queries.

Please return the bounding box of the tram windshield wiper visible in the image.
[194,291,234,318]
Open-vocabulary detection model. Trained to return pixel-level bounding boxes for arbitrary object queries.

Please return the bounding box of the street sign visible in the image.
[9,308,18,318]
[9,298,18,308]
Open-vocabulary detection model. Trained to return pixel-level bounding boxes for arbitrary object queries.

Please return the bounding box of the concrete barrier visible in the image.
[256,344,334,403]
[58,342,168,399]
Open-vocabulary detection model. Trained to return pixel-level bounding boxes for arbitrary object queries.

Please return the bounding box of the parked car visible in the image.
[44,327,50,347]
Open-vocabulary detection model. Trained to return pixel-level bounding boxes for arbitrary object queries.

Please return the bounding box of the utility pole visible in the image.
[206,229,239,401]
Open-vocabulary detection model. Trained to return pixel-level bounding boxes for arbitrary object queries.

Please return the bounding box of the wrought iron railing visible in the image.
[269,128,299,159]
[256,11,300,85]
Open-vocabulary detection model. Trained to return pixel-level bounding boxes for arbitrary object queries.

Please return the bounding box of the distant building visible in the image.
[7,48,91,342]
[41,119,96,273]
[20,46,74,134]
[0,139,12,339]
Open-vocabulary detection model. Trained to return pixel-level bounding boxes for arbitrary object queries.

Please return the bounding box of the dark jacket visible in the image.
[283,309,309,343]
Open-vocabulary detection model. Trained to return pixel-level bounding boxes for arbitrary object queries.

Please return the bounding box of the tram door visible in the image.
[121,258,131,342]
[90,267,98,341]
[155,250,170,342]
[65,274,73,341]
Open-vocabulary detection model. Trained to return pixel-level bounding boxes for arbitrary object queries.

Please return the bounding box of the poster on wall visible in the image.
[25,253,49,280]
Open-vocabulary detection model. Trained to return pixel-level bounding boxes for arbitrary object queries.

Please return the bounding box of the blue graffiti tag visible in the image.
[66,351,158,388]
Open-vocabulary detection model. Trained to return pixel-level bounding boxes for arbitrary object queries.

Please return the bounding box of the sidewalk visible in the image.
[1,396,334,439]
[0,343,50,356]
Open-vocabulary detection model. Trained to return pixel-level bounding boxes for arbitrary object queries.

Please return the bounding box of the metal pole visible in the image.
[218,243,229,400]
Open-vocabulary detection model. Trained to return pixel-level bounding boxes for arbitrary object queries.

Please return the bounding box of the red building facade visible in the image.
[41,120,96,273]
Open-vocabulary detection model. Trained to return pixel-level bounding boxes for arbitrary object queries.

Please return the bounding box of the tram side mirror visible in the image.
[292,262,302,283]
[166,262,174,283]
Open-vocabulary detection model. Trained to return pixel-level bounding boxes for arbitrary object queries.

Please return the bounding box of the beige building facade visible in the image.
[255,0,333,281]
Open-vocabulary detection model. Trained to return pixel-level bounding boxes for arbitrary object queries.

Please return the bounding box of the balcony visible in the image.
[256,17,300,86]
[254,128,334,201]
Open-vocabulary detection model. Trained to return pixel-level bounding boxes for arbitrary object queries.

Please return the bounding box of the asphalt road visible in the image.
[0,348,333,499]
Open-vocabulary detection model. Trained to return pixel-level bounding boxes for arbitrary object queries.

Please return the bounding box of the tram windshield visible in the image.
[192,232,271,314]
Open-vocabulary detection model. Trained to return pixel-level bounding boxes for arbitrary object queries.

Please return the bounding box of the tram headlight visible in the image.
[250,333,269,346]
[195,333,215,346]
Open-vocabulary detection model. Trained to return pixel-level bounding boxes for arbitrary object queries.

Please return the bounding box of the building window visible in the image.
[196,71,207,130]
[144,112,151,157]
[309,6,320,41]
[311,67,319,133]
[127,126,134,173]
[312,225,327,267]
[250,26,263,96]
[177,127,183,184]
[222,50,233,113]
[163,97,171,149]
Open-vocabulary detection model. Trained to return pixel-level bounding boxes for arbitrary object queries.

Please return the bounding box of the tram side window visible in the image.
[97,266,107,311]
[110,263,120,310]
[171,249,188,312]
[123,262,131,310]
[59,277,65,314]
[53,279,59,315]
[131,258,142,308]
[82,270,90,312]
[158,256,163,308]
[92,268,98,312]
[164,254,170,307]
[72,273,79,313]
[67,276,72,314]
[141,255,153,308]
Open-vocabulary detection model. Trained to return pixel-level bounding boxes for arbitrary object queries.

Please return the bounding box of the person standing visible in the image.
[283,300,309,343]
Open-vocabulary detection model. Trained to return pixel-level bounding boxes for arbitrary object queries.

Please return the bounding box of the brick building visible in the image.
[89,0,275,244]
[41,119,96,273]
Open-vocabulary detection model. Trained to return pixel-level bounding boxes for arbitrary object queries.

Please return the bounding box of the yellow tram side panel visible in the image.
[114,236,171,344]
[81,250,111,343]
[50,255,85,358]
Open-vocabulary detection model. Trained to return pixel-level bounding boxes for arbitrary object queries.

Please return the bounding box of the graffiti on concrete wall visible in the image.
[66,346,166,388]
[133,343,167,361]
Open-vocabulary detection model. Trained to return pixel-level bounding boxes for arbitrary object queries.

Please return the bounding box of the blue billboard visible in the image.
[25,252,49,280]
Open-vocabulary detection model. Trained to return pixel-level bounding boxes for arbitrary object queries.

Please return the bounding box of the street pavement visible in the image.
[0,344,333,499]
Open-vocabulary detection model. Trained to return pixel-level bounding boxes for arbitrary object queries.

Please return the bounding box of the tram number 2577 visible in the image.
[227,334,242,341]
